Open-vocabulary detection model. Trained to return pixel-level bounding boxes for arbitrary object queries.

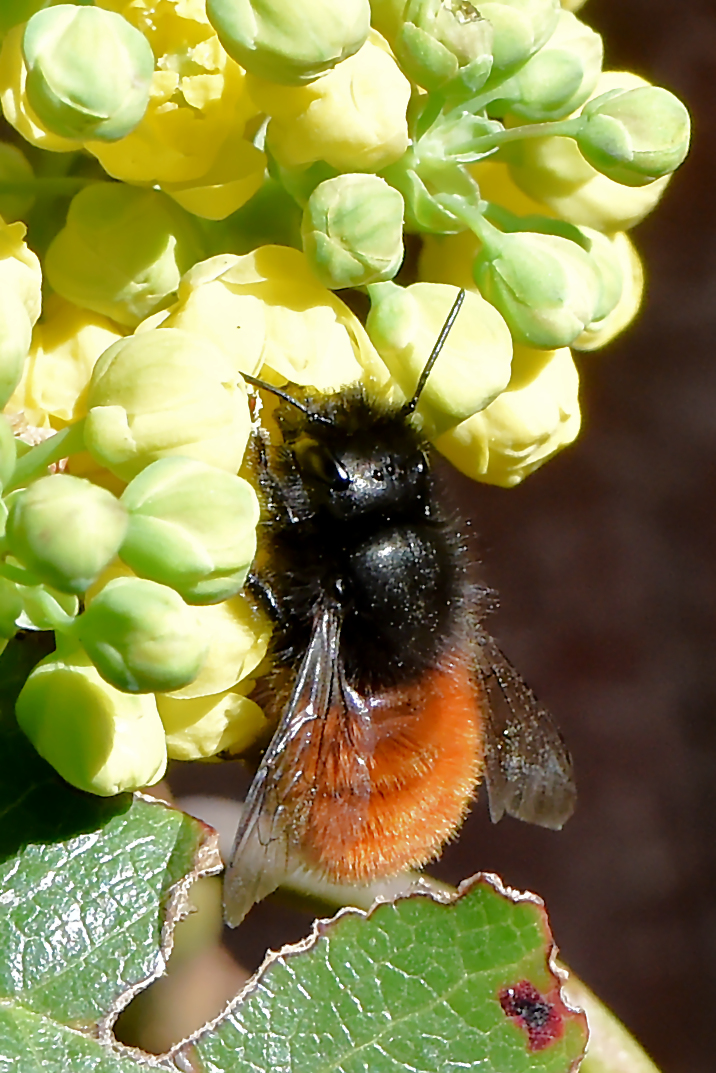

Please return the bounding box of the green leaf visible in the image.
[0,635,221,1068]
[177,876,588,1073]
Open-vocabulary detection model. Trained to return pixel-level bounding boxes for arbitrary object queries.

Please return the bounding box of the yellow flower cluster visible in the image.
[0,0,687,796]
[5,244,396,792]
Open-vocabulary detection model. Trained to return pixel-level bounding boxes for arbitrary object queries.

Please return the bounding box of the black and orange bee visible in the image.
[224,290,575,926]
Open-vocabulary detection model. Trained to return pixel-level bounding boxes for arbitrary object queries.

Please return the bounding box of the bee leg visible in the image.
[246,572,289,629]
[251,432,307,527]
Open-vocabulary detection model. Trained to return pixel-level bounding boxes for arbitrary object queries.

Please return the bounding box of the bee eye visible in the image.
[298,444,350,488]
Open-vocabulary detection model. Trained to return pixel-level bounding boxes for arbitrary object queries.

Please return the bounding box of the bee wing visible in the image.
[476,634,576,830]
[223,601,343,927]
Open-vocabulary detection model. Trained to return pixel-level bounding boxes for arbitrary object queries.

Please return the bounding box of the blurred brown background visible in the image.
[170,2,714,1070]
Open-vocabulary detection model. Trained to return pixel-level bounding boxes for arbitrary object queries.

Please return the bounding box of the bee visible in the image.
[224,290,575,926]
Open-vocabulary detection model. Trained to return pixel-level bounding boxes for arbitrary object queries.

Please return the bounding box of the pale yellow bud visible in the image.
[84,327,252,481]
[16,644,167,796]
[249,32,410,172]
[436,343,580,485]
[158,684,268,761]
[367,281,513,437]
[573,232,644,350]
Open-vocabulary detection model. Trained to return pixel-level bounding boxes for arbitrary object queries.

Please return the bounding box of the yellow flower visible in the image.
[0,217,42,328]
[139,245,392,393]
[6,295,125,429]
[366,281,513,437]
[164,592,270,699]
[470,158,555,218]
[84,327,252,481]
[418,164,553,290]
[436,343,580,486]
[158,682,268,761]
[160,124,266,220]
[16,643,167,796]
[87,0,265,215]
[248,32,410,172]
[0,216,43,411]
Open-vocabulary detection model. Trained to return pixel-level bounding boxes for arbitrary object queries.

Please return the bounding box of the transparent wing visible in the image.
[223,601,341,927]
[223,600,374,927]
[476,634,576,830]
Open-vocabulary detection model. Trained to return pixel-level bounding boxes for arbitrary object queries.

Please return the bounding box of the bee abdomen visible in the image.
[301,654,483,882]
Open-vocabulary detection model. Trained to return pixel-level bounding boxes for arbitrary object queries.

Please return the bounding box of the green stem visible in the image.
[483,201,591,249]
[0,559,40,586]
[462,115,582,159]
[21,586,78,632]
[433,192,505,256]
[0,177,95,198]
[6,418,87,493]
[446,81,515,118]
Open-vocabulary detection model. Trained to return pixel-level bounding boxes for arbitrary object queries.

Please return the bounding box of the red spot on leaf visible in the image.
[498,979,565,1051]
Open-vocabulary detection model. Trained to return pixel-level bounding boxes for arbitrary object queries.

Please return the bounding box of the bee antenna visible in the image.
[401,288,466,418]
[240,372,333,426]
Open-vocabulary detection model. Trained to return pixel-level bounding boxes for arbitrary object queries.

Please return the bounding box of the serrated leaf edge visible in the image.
[167,870,589,1071]
[95,793,223,1069]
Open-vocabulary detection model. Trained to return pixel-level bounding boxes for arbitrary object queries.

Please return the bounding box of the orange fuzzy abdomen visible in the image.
[297,655,484,882]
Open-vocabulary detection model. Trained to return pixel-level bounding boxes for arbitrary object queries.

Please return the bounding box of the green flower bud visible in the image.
[16,644,167,796]
[6,474,129,595]
[575,85,691,187]
[479,0,560,77]
[302,174,405,290]
[119,457,259,605]
[0,414,18,490]
[394,0,493,94]
[84,327,251,482]
[473,229,601,348]
[206,0,370,85]
[0,576,23,639]
[493,10,602,121]
[22,5,154,142]
[45,184,205,329]
[0,142,34,222]
[77,577,209,694]
[366,281,512,437]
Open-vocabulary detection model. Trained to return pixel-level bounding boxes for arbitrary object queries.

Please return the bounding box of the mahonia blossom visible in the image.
[0,0,689,795]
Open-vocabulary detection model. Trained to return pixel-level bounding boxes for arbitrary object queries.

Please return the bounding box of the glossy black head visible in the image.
[278,388,433,525]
